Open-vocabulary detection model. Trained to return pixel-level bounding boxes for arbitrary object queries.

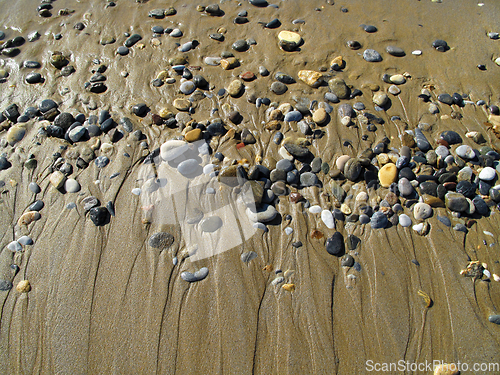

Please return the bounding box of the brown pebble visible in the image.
[443,182,456,190]
[18,211,41,226]
[16,280,31,293]
[269,109,284,121]
[311,229,324,239]
[466,219,476,228]
[401,133,416,148]
[228,111,242,124]
[152,113,163,125]
[185,128,202,142]
[220,57,239,70]
[282,283,295,292]
[265,120,281,131]
[422,194,445,207]
[289,192,304,203]
[384,191,399,206]
[262,265,273,272]
[329,168,343,179]
[240,71,255,81]
[436,138,449,147]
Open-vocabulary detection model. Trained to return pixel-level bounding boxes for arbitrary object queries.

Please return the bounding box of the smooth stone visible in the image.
[386,46,405,56]
[344,158,362,181]
[29,200,44,211]
[7,241,22,252]
[283,143,310,159]
[308,205,322,214]
[18,236,33,246]
[328,78,350,99]
[180,81,195,95]
[69,126,86,142]
[472,196,489,215]
[181,267,209,282]
[149,232,174,249]
[338,103,354,118]
[49,171,66,189]
[456,181,476,197]
[312,108,328,124]
[363,49,382,62]
[441,130,462,145]
[413,202,432,220]
[246,204,278,223]
[399,214,412,227]
[28,182,41,194]
[336,155,350,171]
[432,39,448,51]
[455,144,475,159]
[373,92,389,106]
[227,80,243,97]
[177,159,199,176]
[414,128,431,152]
[438,93,453,105]
[284,110,302,122]
[65,179,81,193]
[95,156,110,168]
[160,140,188,161]
[241,251,258,263]
[89,207,109,226]
[370,211,388,229]
[124,34,142,47]
[457,167,473,182]
[321,210,335,229]
[325,232,345,256]
[298,70,323,88]
[116,46,129,55]
[200,216,223,232]
[445,192,469,212]
[331,182,346,202]
[300,172,318,187]
[26,72,42,84]
[488,315,500,325]
[276,159,294,172]
[479,167,496,180]
[277,30,301,44]
[398,178,414,196]
[378,163,397,187]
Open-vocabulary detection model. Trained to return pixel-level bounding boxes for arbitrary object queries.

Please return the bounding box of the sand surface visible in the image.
[1,0,500,373]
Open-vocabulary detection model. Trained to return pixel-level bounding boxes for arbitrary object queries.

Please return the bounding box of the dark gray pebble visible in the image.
[116,46,129,55]
[124,34,142,47]
[0,280,13,291]
[326,232,345,256]
[26,72,42,84]
[95,156,110,168]
[89,207,109,226]
[149,232,174,249]
[29,200,44,211]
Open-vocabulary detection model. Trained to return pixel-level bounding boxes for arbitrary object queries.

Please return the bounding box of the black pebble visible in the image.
[89,207,109,226]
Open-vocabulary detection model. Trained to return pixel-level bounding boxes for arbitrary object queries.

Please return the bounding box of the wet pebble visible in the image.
[370,211,388,229]
[363,49,382,62]
[241,251,258,263]
[399,214,412,227]
[149,232,174,249]
[326,232,345,257]
[200,216,223,232]
[89,207,109,226]
[181,267,209,282]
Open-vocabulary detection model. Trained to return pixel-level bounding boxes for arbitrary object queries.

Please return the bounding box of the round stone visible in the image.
[95,156,110,168]
[312,108,328,124]
[177,159,199,176]
[432,39,448,51]
[398,178,414,196]
[7,241,22,252]
[271,81,287,95]
[479,167,496,181]
[232,39,249,52]
[300,172,318,187]
[344,158,362,181]
[26,72,42,84]
[370,211,388,229]
[399,214,412,227]
[413,202,432,220]
[378,163,398,187]
[455,145,475,159]
[276,159,294,172]
[28,182,41,194]
[246,204,278,223]
[149,232,174,249]
[89,207,109,226]
[65,178,81,193]
[284,110,302,122]
[325,232,345,256]
[200,216,223,232]
[363,49,382,62]
[445,192,469,212]
[180,81,195,95]
[117,46,129,55]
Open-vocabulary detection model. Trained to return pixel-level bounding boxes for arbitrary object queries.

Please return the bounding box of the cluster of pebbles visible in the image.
[1,1,500,314]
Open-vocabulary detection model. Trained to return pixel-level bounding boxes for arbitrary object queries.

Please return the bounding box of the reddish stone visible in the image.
[152,114,163,125]
[311,230,324,239]
[236,142,245,149]
[240,71,256,81]
[289,192,304,203]
[436,138,449,147]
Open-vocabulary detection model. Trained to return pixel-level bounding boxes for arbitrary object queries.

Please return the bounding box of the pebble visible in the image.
[344,158,362,181]
[479,167,496,180]
[89,207,109,226]
[445,192,469,212]
[378,163,398,187]
[160,140,188,161]
[95,156,110,168]
[321,210,335,229]
[325,232,345,256]
[7,241,22,252]
[180,81,195,95]
[489,315,500,325]
[413,202,432,220]
[308,205,322,214]
[29,200,44,211]
[177,159,199,176]
[399,214,412,227]
[386,46,405,56]
[200,216,223,232]
[455,144,475,159]
[16,280,31,293]
[300,172,318,187]
[284,110,302,122]
[246,204,278,223]
[49,171,66,189]
[363,49,382,62]
[65,179,81,193]
[0,280,13,291]
[370,211,388,229]
[241,251,258,263]
[131,188,142,196]
[271,81,287,95]
[181,267,209,282]
[149,232,174,249]
[432,39,448,52]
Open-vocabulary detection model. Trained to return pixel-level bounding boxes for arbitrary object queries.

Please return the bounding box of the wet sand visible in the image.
[1,0,500,374]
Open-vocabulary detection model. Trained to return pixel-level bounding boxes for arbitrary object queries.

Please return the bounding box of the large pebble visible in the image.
[177,159,199,176]
[363,49,382,62]
[344,158,362,181]
[455,145,475,159]
[378,163,397,187]
[160,140,188,161]
[445,192,469,212]
[399,214,412,227]
[284,110,302,122]
[149,232,174,249]
[180,81,195,95]
[325,232,344,256]
[479,167,496,181]
[200,216,223,232]
[50,171,66,189]
[246,204,278,223]
[65,178,81,193]
[413,202,432,220]
[370,211,388,229]
[181,267,209,282]
[321,210,335,229]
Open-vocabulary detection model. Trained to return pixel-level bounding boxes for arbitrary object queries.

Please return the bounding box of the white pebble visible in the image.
[172,256,178,266]
[308,205,322,214]
[399,214,412,227]
[206,187,216,194]
[203,164,215,175]
[321,210,335,229]
[253,222,268,232]
[493,274,500,282]
[483,269,491,279]
[132,188,142,196]
[412,50,422,55]
[7,241,22,252]
[284,227,293,235]
[484,231,494,237]
[18,236,33,246]
[65,178,81,193]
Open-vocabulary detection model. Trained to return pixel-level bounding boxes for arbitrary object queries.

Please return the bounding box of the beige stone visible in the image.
[16,280,31,293]
[17,211,41,226]
[433,363,459,375]
[173,98,191,111]
[378,163,398,187]
[185,128,202,142]
[390,74,406,84]
[312,108,328,124]
[298,70,323,88]
[277,31,301,44]
[50,171,67,189]
[220,57,239,70]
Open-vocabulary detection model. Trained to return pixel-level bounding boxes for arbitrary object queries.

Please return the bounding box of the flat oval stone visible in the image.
[180,81,195,95]
[378,163,397,187]
[26,72,42,84]
[177,159,198,176]
[386,46,405,56]
[7,241,22,252]
[29,200,44,211]
[479,167,496,181]
[414,128,431,152]
[399,214,412,227]
[149,232,174,249]
[363,49,382,62]
[489,315,500,325]
[246,204,278,223]
[325,232,344,256]
[455,144,475,159]
[116,46,129,55]
[160,140,188,161]
[65,178,81,193]
[413,202,432,220]
[370,211,388,229]
[18,235,33,246]
[95,156,110,168]
[284,110,302,122]
[440,130,462,145]
[181,267,209,282]
[200,216,223,232]
[124,34,142,47]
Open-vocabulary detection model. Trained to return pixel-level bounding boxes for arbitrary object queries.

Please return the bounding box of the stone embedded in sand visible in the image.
[149,232,174,249]
[49,171,66,189]
[386,46,405,56]
[65,179,81,193]
[160,140,188,161]
[6,125,26,145]
[181,267,209,282]
[297,70,323,87]
[312,108,328,124]
[89,207,109,226]
[325,232,345,257]
[413,202,432,220]
[373,92,389,106]
[363,49,382,62]
[328,78,350,99]
[7,241,22,252]
[241,251,258,263]
[17,211,41,226]
[278,30,301,44]
[282,283,295,292]
[433,363,459,375]
[184,128,201,142]
[220,57,239,70]
[227,79,244,97]
[16,280,31,293]
[200,216,223,232]
[0,280,13,291]
[246,203,278,223]
[378,163,397,187]
[321,210,335,229]
[173,98,191,111]
[344,158,362,181]
[398,214,412,227]
[489,314,500,325]
[177,159,199,176]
